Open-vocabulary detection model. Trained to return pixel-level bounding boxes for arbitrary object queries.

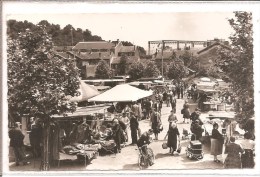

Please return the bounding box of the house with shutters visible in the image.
[110,41,140,75]
[65,41,116,78]
[60,40,141,78]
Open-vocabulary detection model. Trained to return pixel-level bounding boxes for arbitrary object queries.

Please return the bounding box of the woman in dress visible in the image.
[164,122,180,155]
[224,136,244,169]
[211,123,224,163]
[150,108,162,140]
[240,132,255,168]
[182,100,190,124]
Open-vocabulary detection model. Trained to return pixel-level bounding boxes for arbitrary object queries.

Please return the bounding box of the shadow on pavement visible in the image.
[155,153,171,159]
[122,163,139,170]
[180,156,224,169]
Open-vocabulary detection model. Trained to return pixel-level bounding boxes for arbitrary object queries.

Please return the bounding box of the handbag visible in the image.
[181,108,184,114]
[162,142,168,149]
[159,124,163,131]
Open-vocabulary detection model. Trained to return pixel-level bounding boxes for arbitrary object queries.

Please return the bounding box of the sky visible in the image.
[6,12,235,50]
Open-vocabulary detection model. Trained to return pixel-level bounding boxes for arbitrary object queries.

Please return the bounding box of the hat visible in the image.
[15,122,21,128]
[148,129,154,134]
[113,119,119,124]
[230,136,236,142]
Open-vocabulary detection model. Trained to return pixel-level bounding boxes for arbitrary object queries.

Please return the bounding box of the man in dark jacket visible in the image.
[190,108,203,125]
[130,115,139,145]
[9,122,30,166]
[190,120,204,141]
[29,118,43,158]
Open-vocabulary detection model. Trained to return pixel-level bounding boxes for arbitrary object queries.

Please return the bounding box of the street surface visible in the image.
[9,98,225,171]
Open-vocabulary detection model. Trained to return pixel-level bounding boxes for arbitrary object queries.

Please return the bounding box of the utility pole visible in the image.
[161,40,164,78]
[71,27,74,46]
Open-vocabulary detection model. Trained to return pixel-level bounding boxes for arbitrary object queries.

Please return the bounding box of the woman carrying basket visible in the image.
[164,122,180,155]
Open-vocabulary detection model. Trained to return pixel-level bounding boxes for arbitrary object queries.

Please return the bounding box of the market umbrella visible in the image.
[69,80,100,102]
[88,84,153,102]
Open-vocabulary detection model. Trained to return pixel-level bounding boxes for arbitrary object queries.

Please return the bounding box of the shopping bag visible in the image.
[159,124,163,132]
[176,142,182,153]
[162,142,168,149]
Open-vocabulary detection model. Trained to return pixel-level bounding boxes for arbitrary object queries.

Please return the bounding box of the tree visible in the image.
[188,56,201,74]
[167,60,188,80]
[7,25,80,170]
[117,54,128,75]
[143,61,160,78]
[216,12,254,121]
[128,61,145,80]
[95,60,112,79]
[137,46,146,57]
[156,62,169,78]
[7,20,103,46]
[121,41,133,46]
[179,50,192,66]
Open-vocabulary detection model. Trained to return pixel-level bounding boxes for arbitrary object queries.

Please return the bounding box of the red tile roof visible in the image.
[73,41,115,50]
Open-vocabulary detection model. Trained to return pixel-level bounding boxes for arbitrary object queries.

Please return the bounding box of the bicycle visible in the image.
[137,144,155,169]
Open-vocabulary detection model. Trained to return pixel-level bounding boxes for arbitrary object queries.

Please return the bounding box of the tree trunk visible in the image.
[41,117,50,171]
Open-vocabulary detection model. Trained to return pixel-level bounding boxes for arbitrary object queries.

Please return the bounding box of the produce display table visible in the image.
[58,144,100,167]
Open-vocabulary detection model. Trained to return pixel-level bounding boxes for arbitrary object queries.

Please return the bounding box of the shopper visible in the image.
[29,118,42,158]
[240,132,255,168]
[150,109,162,140]
[181,100,190,124]
[168,110,178,123]
[9,122,30,166]
[130,115,139,145]
[137,129,154,166]
[164,122,180,155]
[224,136,244,169]
[190,120,204,141]
[210,123,224,163]
[112,119,124,153]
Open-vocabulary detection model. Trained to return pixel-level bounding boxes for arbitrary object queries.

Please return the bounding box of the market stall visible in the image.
[200,111,244,143]
[51,104,117,167]
[88,84,153,102]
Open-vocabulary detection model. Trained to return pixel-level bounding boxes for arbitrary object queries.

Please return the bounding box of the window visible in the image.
[82,61,89,66]
[100,49,108,52]
[91,49,99,52]
[80,49,88,52]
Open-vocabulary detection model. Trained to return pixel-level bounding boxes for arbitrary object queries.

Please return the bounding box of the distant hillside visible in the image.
[7,20,103,46]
